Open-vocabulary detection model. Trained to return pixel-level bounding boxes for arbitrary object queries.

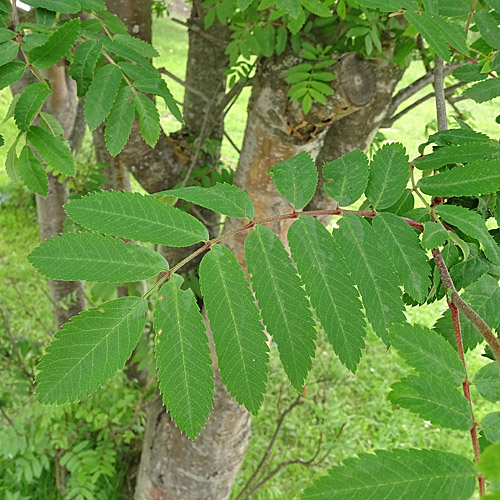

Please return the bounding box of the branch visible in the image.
[171,17,227,47]
[434,55,448,132]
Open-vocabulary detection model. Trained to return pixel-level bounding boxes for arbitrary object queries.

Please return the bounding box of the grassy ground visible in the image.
[1,14,500,500]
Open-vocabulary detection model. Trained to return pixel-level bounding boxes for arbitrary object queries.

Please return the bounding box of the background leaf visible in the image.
[65,190,209,246]
[36,297,147,404]
[268,151,318,210]
[478,441,500,483]
[199,244,269,414]
[245,225,316,390]
[28,232,169,282]
[154,275,214,440]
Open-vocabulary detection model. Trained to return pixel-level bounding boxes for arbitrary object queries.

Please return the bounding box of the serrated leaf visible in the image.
[301,0,331,17]
[0,61,26,91]
[69,40,102,98]
[104,86,134,156]
[323,149,369,206]
[114,34,159,58]
[5,142,19,183]
[17,145,48,196]
[448,255,490,292]
[134,77,184,124]
[99,10,128,35]
[245,225,316,390]
[482,412,500,443]
[436,204,500,266]
[39,111,64,136]
[336,213,405,344]
[421,221,448,249]
[22,0,80,13]
[474,12,500,50]
[0,28,15,43]
[199,244,269,414]
[389,374,472,430]
[84,64,123,130]
[389,324,465,384]
[36,297,147,404]
[365,142,409,210]
[372,213,431,302]
[473,362,500,403]
[36,7,56,27]
[65,190,208,247]
[404,11,450,62]
[0,133,3,148]
[434,275,500,352]
[464,78,500,103]
[154,274,214,439]
[384,188,415,216]
[79,0,106,11]
[418,161,500,197]
[425,127,491,148]
[478,441,500,483]
[413,144,498,170]
[134,93,160,148]
[28,232,169,282]
[29,18,80,69]
[354,0,401,10]
[288,216,366,372]
[0,41,19,66]
[157,183,255,220]
[452,64,488,83]
[268,151,318,210]
[27,126,75,175]
[14,82,51,132]
[302,448,476,500]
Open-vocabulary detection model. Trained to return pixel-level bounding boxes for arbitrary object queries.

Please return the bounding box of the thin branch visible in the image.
[466,0,478,34]
[171,17,226,47]
[159,67,209,103]
[434,55,448,132]
[11,0,19,27]
[223,131,241,154]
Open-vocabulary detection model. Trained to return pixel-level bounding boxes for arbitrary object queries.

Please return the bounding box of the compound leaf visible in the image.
[322,149,369,206]
[84,64,123,130]
[288,216,366,372]
[268,151,318,210]
[365,143,410,210]
[199,244,269,414]
[105,86,135,156]
[65,190,209,246]
[336,213,405,344]
[17,145,48,196]
[302,448,476,500]
[69,39,102,98]
[14,82,51,132]
[134,93,160,148]
[154,274,214,440]
[29,18,80,69]
[158,183,255,220]
[245,225,316,390]
[373,212,430,302]
[436,205,500,266]
[27,126,75,175]
[28,232,169,282]
[36,297,147,404]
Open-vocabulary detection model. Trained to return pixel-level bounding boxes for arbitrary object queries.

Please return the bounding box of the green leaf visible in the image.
[323,149,369,206]
[0,28,15,43]
[404,11,450,62]
[134,93,160,148]
[421,221,448,250]
[199,245,269,414]
[354,0,401,10]
[104,86,135,156]
[464,78,500,103]
[301,0,331,17]
[28,232,169,282]
[478,441,500,483]
[245,225,316,390]
[425,127,492,149]
[434,275,500,352]
[365,142,409,210]
[0,133,3,148]
[473,362,500,403]
[69,40,103,98]
[114,34,159,58]
[36,7,56,27]
[134,77,184,124]
[154,274,214,439]
[36,297,147,404]
[436,205,500,266]
[482,412,500,443]
[14,82,51,132]
[413,144,498,170]
[84,64,123,130]
[474,12,500,50]
[5,142,19,183]
[29,18,80,69]
[452,64,488,83]
[302,448,476,500]
[39,111,64,136]
[288,216,366,372]
[99,10,128,35]
[22,0,80,13]
[157,183,255,220]
[384,188,415,216]
[439,0,470,16]
[17,145,48,197]
[389,374,472,430]
[0,41,19,66]
[65,190,208,247]
[268,151,318,210]
[372,213,431,302]
[27,126,75,175]
[79,0,106,11]
[418,161,500,197]
[336,213,405,344]
[389,324,465,384]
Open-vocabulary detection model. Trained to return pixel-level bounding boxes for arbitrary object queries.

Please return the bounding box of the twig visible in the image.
[434,55,448,132]
[466,0,478,34]
[171,17,226,47]
[223,131,241,154]
[11,0,19,27]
